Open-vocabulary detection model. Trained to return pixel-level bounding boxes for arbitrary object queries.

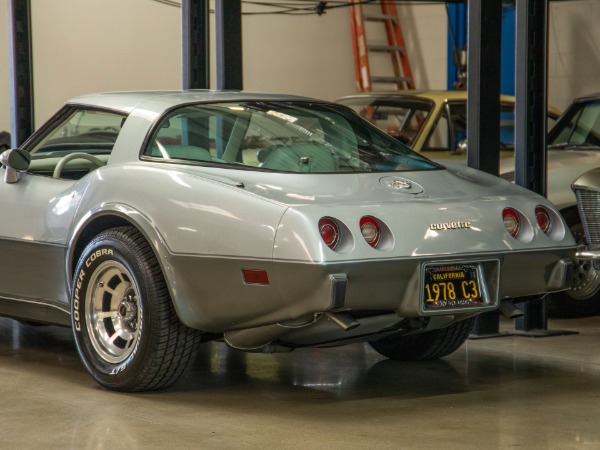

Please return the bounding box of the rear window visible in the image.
[338,96,433,147]
[144,101,440,173]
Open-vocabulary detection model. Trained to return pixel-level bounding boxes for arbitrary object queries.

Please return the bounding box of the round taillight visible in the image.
[502,208,520,238]
[360,216,381,247]
[535,205,552,234]
[319,217,340,250]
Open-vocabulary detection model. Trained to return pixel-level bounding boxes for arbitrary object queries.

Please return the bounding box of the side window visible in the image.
[424,102,516,151]
[424,111,451,151]
[553,103,600,145]
[27,108,125,179]
[31,109,124,155]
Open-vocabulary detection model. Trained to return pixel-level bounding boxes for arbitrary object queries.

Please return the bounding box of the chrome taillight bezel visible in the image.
[535,205,552,234]
[360,216,381,248]
[318,217,340,250]
[502,207,521,238]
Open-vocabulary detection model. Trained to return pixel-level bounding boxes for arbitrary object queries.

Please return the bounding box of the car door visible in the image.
[0,172,83,308]
[0,106,125,321]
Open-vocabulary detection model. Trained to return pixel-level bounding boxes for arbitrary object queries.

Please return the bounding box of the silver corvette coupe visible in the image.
[0,91,576,392]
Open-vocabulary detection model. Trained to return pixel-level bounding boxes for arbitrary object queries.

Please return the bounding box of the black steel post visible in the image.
[215,0,243,90]
[466,0,503,338]
[466,0,502,175]
[514,0,548,196]
[514,0,552,334]
[182,0,210,90]
[7,0,34,147]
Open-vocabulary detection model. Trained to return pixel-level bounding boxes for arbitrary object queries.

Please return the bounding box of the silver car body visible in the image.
[0,91,576,352]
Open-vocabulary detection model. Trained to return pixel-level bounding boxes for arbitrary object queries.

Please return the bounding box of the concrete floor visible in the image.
[0,315,599,449]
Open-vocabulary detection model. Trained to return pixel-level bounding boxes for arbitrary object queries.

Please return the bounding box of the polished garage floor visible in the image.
[0,316,599,449]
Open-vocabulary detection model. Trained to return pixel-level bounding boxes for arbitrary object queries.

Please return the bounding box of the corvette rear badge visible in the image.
[429,221,472,230]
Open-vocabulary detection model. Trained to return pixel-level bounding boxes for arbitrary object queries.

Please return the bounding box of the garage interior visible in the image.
[1,0,600,448]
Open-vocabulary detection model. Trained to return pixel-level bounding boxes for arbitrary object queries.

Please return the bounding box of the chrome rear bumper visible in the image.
[575,245,600,261]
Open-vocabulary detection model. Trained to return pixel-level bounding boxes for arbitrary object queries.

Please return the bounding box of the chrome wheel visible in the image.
[568,223,600,300]
[85,260,142,364]
[72,226,201,391]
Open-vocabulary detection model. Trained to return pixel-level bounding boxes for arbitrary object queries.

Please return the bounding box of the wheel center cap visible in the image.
[118,300,137,322]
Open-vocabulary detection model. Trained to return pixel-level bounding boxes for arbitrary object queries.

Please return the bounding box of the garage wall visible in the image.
[396,4,448,91]
[548,0,600,110]
[0,1,445,133]
[2,1,597,136]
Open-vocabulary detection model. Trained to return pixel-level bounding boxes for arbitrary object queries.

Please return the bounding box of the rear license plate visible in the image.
[422,263,486,312]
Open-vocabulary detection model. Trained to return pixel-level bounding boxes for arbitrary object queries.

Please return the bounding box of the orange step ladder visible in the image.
[349,0,415,92]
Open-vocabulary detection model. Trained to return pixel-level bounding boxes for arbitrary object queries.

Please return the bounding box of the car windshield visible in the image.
[145,101,440,173]
[337,96,433,147]
[548,101,600,148]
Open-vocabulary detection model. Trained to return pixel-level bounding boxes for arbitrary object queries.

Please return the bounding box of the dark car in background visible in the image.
[0,132,10,151]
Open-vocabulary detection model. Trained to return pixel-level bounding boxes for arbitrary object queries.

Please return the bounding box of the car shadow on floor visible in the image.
[1,316,598,406]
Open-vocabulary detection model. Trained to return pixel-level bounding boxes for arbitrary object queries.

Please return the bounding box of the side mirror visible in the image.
[0,149,31,183]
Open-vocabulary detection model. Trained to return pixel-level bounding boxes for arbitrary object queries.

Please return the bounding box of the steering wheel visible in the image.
[53,152,105,178]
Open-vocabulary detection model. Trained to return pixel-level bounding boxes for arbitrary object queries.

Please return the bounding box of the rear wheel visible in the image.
[368,317,475,361]
[546,210,600,318]
[71,226,201,391]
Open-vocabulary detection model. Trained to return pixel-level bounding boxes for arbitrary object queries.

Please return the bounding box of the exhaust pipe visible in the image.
[499,299,524,319]
[224,312,361,351]
[325,312,360,330]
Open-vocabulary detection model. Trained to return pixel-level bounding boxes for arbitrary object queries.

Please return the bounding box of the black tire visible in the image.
[71,226,201,392]
[368,317,475,361]
[546,209,600,318]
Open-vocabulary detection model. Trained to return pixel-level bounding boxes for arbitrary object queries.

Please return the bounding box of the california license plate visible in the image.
[422,263,485,312]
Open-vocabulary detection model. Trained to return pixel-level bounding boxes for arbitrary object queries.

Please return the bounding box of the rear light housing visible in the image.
[502,208,520,238]
[535,205,552,234]
[360,216,381,248]
[319,217,340,250]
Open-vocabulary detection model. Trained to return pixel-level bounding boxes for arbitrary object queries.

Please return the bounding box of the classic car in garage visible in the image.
[0,91,577,391]
[336,90,561,160]
[571,167,600,271]
[544,93,600,315]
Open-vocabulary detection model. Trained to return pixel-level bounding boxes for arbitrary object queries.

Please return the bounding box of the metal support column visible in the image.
[215,0,243,90]
[514,0,549,334]
[513,0,573,337]
[7,0,34,147]
[466,0,503,338]
[182,0,210,90]
[514,0,548,197]
[466,0,501,175]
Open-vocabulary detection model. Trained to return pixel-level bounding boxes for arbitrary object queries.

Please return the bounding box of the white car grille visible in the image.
[576,189,600,244]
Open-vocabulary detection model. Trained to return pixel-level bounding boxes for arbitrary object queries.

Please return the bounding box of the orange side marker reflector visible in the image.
[242,269,270,285]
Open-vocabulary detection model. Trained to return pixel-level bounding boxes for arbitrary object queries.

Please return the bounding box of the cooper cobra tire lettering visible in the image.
[85,248,113,268]
[70,226,201,392]
[73,268,85,332]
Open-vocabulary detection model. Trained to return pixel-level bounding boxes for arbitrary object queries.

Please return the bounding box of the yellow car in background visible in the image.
[336,90,560,162]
